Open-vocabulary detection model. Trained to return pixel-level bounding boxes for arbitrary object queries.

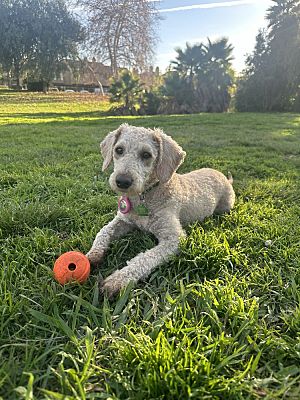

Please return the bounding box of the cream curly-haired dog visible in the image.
[86,124,235,297]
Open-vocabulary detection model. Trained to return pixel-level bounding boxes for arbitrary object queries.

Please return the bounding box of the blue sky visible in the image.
[154,0,273,72]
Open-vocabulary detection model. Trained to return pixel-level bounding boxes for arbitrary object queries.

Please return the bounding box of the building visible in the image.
[52,58,161,92]
[52,58,112,92]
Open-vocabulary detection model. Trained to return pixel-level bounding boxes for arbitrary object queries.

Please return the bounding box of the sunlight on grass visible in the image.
[0,91,111,125]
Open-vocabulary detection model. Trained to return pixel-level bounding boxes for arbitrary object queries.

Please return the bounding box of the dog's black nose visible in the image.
[116,174,133,189]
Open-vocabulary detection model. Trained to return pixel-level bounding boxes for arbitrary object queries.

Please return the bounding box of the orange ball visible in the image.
[53,251,90,284]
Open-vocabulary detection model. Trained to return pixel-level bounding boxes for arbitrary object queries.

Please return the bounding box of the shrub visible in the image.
[109,70,143,115]
[27,80,49,92]
[139,90,162,115]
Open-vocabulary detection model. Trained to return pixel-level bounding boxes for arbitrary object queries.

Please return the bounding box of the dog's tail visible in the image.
[227,171,233,185]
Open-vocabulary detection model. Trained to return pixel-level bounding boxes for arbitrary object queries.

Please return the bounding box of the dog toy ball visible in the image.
[53,251,90,284]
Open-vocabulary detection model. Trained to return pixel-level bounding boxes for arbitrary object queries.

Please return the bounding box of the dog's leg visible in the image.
[101,214,185,297]
[86,217,135,266]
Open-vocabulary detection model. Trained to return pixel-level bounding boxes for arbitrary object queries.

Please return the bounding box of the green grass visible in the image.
[0,90,300,399]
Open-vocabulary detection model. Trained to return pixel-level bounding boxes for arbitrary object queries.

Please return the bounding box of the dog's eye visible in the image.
[141,152,152,160]
[115,147,124,155]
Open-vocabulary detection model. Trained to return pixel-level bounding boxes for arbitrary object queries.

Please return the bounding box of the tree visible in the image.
[245,29,269,74]
[160,71,196,113]
[236,0,300,112]
[0,0,84,87]
[235,30,271,111]
[266,0,300,110]
[162,38,235,113]
[109,70,143,114]
[199,38,235,112]
[172,43,205,80]
[76,0,160,76]
[29,0,84,85]
[204,37,234,66]
[0,0,37,86]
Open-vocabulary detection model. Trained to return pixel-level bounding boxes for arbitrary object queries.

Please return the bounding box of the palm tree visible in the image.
[172,43,205,79]
[203,37,234,66]
[200,38,234,112]
[168,38,235,112]
[109,70,143,114]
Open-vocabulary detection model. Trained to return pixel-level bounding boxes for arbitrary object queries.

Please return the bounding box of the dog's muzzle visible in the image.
[115,174,133,190]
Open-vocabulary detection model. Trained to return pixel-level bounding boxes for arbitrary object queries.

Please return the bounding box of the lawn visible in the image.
[0,90,300,399]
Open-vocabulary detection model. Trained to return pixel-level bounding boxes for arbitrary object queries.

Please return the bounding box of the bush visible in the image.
[109,70,143,115]
[27,81,49,92]
[139,90,162,115]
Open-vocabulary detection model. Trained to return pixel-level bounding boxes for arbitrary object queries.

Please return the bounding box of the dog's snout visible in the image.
[116,174,133,190]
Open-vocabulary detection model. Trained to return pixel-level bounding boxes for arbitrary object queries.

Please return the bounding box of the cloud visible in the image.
[159,0,263,13]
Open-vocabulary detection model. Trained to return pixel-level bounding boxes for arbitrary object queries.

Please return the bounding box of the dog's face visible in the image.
[108,126,159,195]
[100,124,186,196]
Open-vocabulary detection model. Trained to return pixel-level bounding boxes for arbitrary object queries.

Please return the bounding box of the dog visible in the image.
[86,124,235,297]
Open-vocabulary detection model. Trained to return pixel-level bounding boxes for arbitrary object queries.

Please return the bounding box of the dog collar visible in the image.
[139,180,160,200]
[118,181,159,216]
[118,195,149,216]
[118,196,132,214]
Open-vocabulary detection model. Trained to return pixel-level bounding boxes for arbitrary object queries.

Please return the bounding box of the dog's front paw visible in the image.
[86,249,104,267]
[100,270,132,298]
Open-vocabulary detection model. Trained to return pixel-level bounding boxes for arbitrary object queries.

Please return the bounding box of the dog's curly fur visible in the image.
[86,124,235,297]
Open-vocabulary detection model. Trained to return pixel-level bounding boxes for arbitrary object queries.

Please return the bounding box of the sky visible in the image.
[153,0,273,72]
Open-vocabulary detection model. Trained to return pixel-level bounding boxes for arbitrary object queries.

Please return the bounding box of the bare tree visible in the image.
[76,0,160,76]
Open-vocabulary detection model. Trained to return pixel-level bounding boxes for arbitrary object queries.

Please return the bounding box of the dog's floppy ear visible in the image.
[154,129,186,183]
[100,125,124,171]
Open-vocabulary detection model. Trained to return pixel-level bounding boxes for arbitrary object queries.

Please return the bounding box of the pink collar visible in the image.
[118,195,149,216]
[118,195,132,214]
[117,182,159,215]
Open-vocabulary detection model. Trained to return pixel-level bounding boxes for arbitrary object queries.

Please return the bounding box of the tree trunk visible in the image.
[87,64,104,96]
[14,60,21,88]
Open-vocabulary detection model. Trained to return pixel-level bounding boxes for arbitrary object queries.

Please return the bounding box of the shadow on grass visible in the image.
[0,110,299,124]
[0,111,184,128]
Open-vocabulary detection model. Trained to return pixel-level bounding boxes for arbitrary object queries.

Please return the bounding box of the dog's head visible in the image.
[100,123,186,195]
